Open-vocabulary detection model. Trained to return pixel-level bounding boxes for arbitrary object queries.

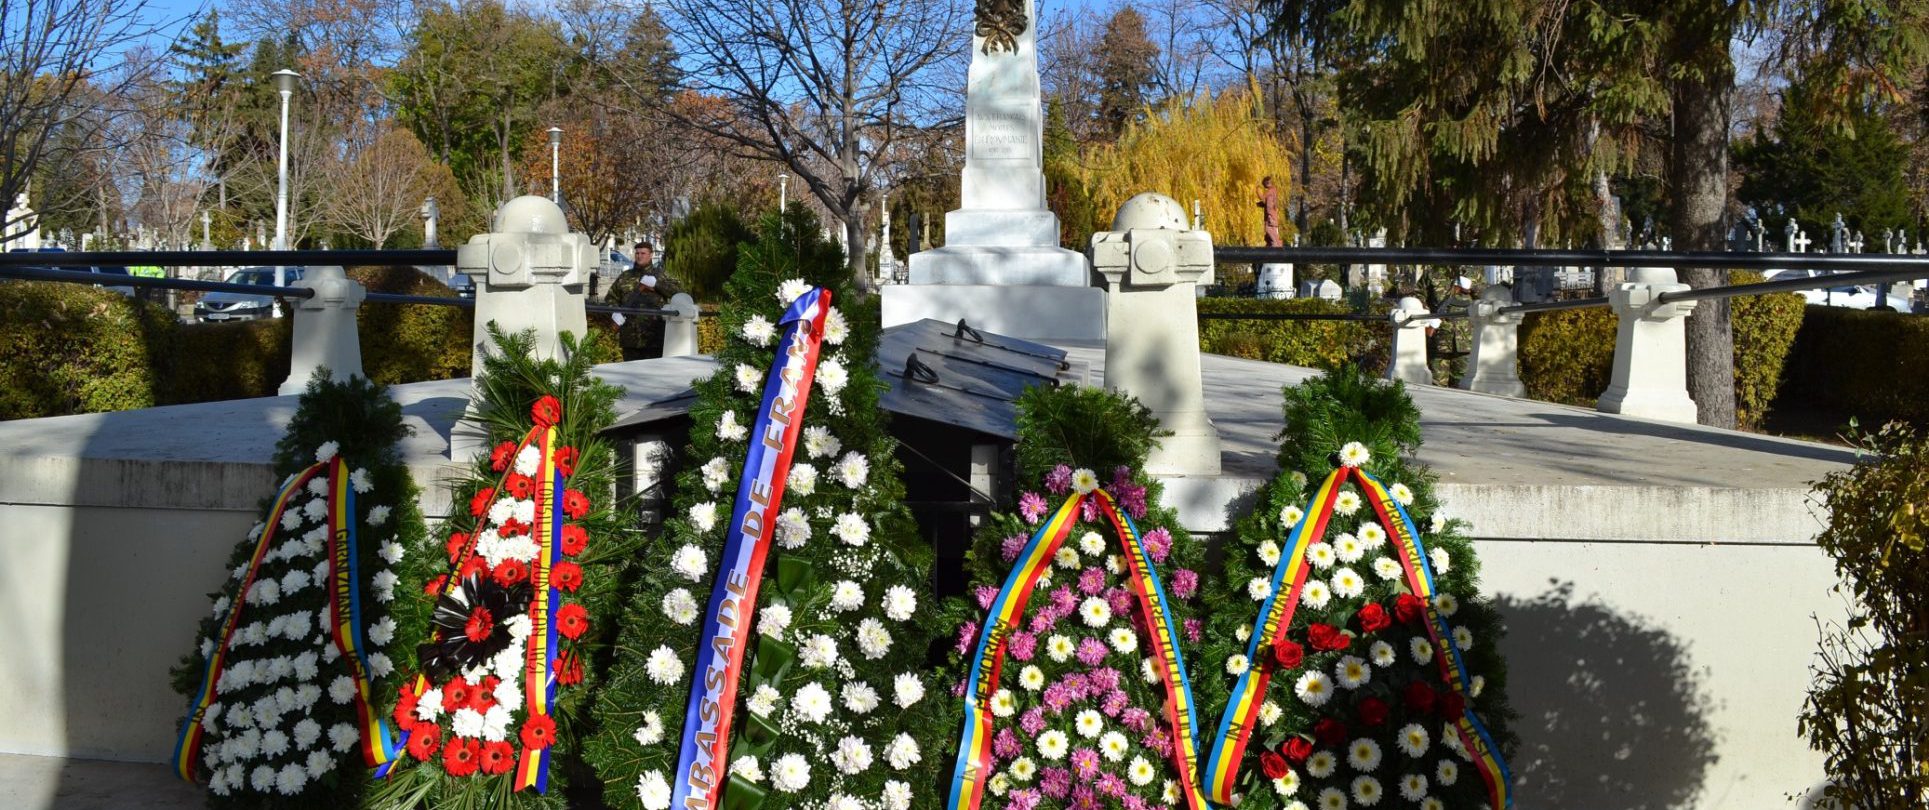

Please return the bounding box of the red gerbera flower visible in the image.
[554,650,583,686]
[551,561,583,593]
[442,736,481,777]
[498,518,529,538]
[459,555,490,583]
[554,446,578,476]
[492,560,529,587]
[561,489,590,520]
[531,395,562,427]
[478,740,517,775]
[489,441,517,473]
[445,532,470,565]
[555,603,589,640]
[560,524,588,557]
[406,725,441,761]
[505,473,535,500]
[520,714,557,750]
[423,575,448,596]
[463,606,495,643]
[442,678,473,709]
[470,679,499,713]
[469,487,497,517]
[392,689,419,732]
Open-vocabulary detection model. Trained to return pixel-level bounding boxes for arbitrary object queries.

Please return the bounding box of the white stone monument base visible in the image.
[908,244,1090,286]
[881,284,1105,341]
[943,208,1061,248]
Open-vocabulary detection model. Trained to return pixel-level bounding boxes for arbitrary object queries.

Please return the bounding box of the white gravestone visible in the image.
[885,0,1103,340]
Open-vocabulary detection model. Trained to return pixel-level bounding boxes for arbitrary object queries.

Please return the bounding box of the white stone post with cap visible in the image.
[1387,296,1438,386]
[1458,285,1526,397]
[277,265,366,395]
[1596,267,1700,424]
[1090,192,1222,476]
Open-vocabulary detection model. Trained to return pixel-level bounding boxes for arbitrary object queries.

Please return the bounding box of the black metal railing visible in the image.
[0,248,457,268]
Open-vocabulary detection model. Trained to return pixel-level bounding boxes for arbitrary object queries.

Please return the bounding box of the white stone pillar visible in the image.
[451,196,594,460]
[1090,193,1221,476]
[662,292,700,357]
[1596,267,1700,424]
[1458,286,1526,397]
[1386,296,1437,387]
[278,266,366,396]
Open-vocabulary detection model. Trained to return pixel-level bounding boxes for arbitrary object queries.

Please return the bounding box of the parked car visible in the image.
[448,272,475,298]
[6,247,136,295]
[1762,269,1882,309]
[195,266,304,322]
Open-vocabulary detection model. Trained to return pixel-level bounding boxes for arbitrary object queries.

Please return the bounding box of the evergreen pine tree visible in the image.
[584,209,948,809]
[1193,367,1516,809]
[1735,74,1914,238]
[937,384,1210,808]
[170,374,426,807]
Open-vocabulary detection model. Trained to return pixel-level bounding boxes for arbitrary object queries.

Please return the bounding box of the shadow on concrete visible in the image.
[1530,412,1859,466]
[1498,580,1721,808]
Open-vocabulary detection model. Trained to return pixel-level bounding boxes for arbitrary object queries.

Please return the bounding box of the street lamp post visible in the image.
[548,127,563,204]
[778,173,788,214]
[271,69,301,311]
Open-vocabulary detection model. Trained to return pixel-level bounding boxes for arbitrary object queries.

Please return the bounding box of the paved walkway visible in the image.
[0,754,200,810]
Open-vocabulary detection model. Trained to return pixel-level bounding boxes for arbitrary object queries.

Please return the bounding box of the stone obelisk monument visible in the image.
[882,0,1103,340]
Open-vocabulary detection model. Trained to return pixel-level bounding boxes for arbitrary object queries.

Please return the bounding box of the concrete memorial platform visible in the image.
[0,346,1856,808]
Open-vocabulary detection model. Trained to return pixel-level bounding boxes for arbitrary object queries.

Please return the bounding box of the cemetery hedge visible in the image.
[1780,305,1929,425]
[1196,296,1386,369]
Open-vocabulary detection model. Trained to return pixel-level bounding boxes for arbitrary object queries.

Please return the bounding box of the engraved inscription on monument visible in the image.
[970,118,1032,161]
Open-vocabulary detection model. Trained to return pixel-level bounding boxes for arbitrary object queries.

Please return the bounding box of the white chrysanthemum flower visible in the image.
[815,358,849,395]
[507,614,532,641]
[1080,597,1112,627]
[1367,640,1396,667]
[1338,441,1370,467]
[1226,654,1250,676]
[1017,664,1046,691]
[1453,625,1473,650]
[635,769,672,809]
[1248,576,1273,601]
[882,584,917,621]
[1046,634,1075,662]
[800,634,838,668]
[771,753,811,792]
[306,476,330,497]
[1010,756,1037,782]
[841,449,879,487]
[1070,468,1099,494]
[1430,547,1452,573]
[822,307,849,345]
[1075,531,1103,557]
[857,617,893,658]
[1358,523,1388,548]
[688,501,719,533]
[1279,504,1306,527]
[740,314,777,347]
[1434,592,1461,616]
[304,749,334,780]
[350,467,375,495]
[1372,557,1403,581]
[327,723,357,753]
[831,735,874,775]
[274,762,306,796]
[729,754,763,785]
[1259,700,1283,726]
[802,426,841,459]
[894,672,925,707]
[450,707,486,738]
[631,711,665,747]
[787,463,818,496]
[746,684,782,717]
[670,544,706,581]
[1306,750,1338,779]
[1122,754,1155,786]
[733,363,763,393]
[882,780,913,810]
[247,763,275,793]
[776,278,812,306]
[1397,773,1428,801]
[486,497,515,527]
[247,578,281,607]
[510,443,539,475]
[699,456,731,493]
[1101,627,1136,655]
[1334,489,1362,516]
[1435,759,1459,786]
[1257,540,1281,566]
[775,507,811,548]
[989,772,1011,796]
[791,682,833,723]
[842,681,880,714]
[1315,787,1346,810]
[1142,656,1162,684]
[1410,637,1434,666]
[758,604,793,639]
[1471,674,1486,697]
[1300,579,1332,609]
[1351,774,1383,806]
[1420,798,1444,810]
[313,441,339,463]
[1348,738,1383,771]
[412,687,444,722]
[990,688,1017,718]
[480,705,513,742]
[661,588,699,625]
[1335,534,1365,563]
[1389,483,1414,505]
[716,410,748,442]
[832,512,870,546]
[1308,543,1338,570]
[1332,568,1365,598]
[1335,656,1371,689]
[327,675,355,705]
[1295,670,1333,706]
[1037,730,1069,759]
[883,733,921,770]
[645,646,684,685]
[1054,546,1081,569]
[261,728,290,758]
[823,579,862,612]
[1236,623,1252,643]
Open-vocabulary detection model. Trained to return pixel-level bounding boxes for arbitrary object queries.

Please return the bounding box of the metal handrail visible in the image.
[1198,311,1385,322]
[1215,245,1929,274]
[0,248,457,267]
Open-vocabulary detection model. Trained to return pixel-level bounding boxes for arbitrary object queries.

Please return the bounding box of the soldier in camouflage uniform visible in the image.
[604,241,683,361]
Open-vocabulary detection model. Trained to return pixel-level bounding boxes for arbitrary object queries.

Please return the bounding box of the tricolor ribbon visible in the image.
[1202,466,1512,808]
[513,426,565,792]
[173,461,327,782]
[322,456,404,769]
[948,489,1209,810]
[669,287,831,810]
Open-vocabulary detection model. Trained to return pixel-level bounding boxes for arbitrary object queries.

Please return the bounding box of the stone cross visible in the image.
[1786,218,1811,253]
[1848,231,1865,254]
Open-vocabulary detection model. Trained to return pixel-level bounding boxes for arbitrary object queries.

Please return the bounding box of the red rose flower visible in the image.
[520,714,557,750]
[1439,690,1467,718]
[1394,593,1428,627]
[555,603,589,640]
[554,650,584,685]
[406,725,441,761]
[479,740,517,775]
[531,395,563,427]
[445,532,470,565]
[469,487,496,517]
[505,473,535,500]
[492,560,529,587]
[423,575,448,596]
[1356,696,1390,726]
[1271,639,1305,669]
[459,556,490,582]
[555,446,578,476]
[1307,623,1351,652]
[1313,718,1348,748]
[442,736,481,777]
[1260,750,1288,779]
[560,524,588,556]
[392,689,419,732]
[1357,603,1392,634]
[490,441,517,473]
[442,678,473,709]
[1281,736,1313,764]
[562,489,590,520]
[552,561,583,592]
[1404,681,1437,715]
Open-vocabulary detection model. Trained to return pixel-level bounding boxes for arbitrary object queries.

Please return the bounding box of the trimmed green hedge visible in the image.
[1518,271,1806,429]
[1781,305,1929,425]
[1196,297,1385,369]
[0,281,181,418]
